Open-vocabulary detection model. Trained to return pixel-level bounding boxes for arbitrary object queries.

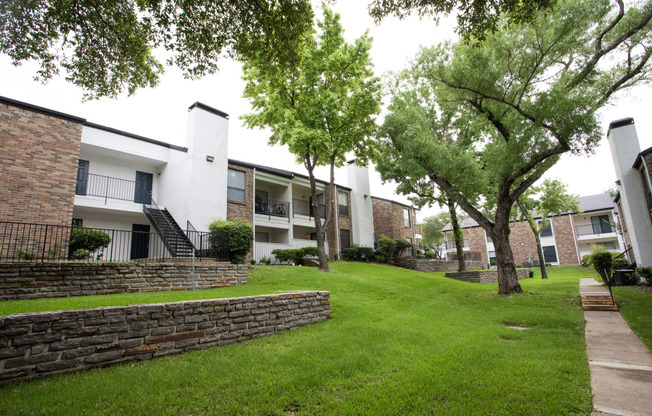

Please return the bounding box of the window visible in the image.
[227,169,246,202]
[542,246,558,263]
[591,215,612,234]
[538,220,553,237]
[488,250,496,266]
[406,237,413,256]
[486,234,492,243]
[403,208,411,228]
[255,190,268,214]
[72,218,83,228]
[338,191,349,215]
[602,241,617,250]
[255,232,268,243]
[340,229,351,250]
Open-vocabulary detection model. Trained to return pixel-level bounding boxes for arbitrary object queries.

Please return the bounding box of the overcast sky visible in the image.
[1,2,651,222]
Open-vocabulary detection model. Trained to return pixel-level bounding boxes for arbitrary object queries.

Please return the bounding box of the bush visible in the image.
[260,256,271,265]
[358,246,374,261]
[250,259,256,265]
[271,249,305,264]
[208,220,253,264]
[424,251,438,259]
[341,247,358,261]
[591,245,613,282]
[376,235,396,264]
[302,246,318,257]
[394,238,412,257]
[581,254,592,267]
[611,253,628,270]
[69,228,111,260]
[637,267,652,285]
[15,248,36,261]
[341,245,375,262]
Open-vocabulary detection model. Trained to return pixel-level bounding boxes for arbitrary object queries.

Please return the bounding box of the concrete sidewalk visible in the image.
[580,278,652,416]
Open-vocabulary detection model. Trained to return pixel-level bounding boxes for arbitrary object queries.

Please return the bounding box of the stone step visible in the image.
[581,294,612,300]
[583,298,616,305]
[582,304,619,311]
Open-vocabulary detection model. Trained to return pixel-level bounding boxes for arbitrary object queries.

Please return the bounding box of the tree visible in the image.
[0,0,313,99]
[421,212,449,257]
[241,9,381,272]
[375,0,652,294]
[515,179,579,279]
[368,0,556,41]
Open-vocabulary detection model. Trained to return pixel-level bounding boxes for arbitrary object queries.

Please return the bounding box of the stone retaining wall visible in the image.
[444,269,530,284]
[398,258,486,273]
[0,262,248,301]
[0,291,330,384]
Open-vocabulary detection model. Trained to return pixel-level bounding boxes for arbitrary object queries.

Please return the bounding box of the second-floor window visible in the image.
[591,215,612,234]
[338,191,349,215]
[227,169,246,203]
[404,208,411,228]
[538,220,553,237]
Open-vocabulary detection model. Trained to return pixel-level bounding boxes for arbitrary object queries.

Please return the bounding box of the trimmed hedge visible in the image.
[208,220,253,264]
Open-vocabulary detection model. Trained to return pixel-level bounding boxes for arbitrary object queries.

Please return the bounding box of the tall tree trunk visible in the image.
[492,205,523,294]
[516,200,548,279]
[304,151,330,272]
[448,197,466,272]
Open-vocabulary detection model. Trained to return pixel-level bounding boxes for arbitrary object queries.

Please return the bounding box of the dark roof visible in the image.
[370,195,415,210]
[633,146,652,169]
[442,193,615,231]
[228,159,353,191]
[188,102,229,120]
[85,122,188,152]
[0,95,86,124]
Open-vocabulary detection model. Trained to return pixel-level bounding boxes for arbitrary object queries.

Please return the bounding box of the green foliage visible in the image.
[637,267,652,285]
[302,246,318,257]
[0,0,313,99]
[250,259,257,265]
[611,254,628,271]
[259,256,271,266]
[424,251,439,259]
[591,245,613,282]
[48,243,61,260]
[420,213,448,249]
[394,238,412,257]
[581,254,592,267]
[208,220,253,264]
[15,248,36,261]
[341,245,375,262]
[368,0,556,41]
[271,249,306,264]
[375,235,397,264]
[69,228,111,260]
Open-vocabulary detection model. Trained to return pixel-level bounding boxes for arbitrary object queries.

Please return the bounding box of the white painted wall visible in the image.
[346,162,375,247]
[608,120,652,266]
[159,104,229,231]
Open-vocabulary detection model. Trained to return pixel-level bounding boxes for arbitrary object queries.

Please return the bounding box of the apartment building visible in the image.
[0,96,418,262]
[442,194,624,267]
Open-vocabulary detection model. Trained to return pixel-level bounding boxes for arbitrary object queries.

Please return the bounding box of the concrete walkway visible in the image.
[580,278,652,416]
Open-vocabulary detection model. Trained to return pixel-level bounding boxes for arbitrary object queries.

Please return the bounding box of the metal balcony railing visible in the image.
[445,239,469,249]
[76,173,137,204]
[255,197,289,218]
[575,224,614,237]
[292,199,325,219]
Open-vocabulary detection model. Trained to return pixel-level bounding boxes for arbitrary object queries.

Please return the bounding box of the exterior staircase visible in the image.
[143,206,196,258]
[579,279,618,311]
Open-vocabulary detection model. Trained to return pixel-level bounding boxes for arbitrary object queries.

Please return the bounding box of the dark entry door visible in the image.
[131,224,150,260]
[75,160,89,196]
[134,171,153,204]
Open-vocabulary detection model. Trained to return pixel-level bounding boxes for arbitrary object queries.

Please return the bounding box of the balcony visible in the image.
[292,199,325,220]
[255,197,290,226]
[575,224,617,241]
[445,239,470,252]
[74,173,152,214]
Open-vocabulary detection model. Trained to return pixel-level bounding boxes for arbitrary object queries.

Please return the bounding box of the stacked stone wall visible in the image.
[398,258,485,273]
[0,262,248,301]
[444,269,530,284]
[0,291,331,384]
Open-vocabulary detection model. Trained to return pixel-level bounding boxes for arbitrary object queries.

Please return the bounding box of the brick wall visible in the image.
[0,262,248,301]
[226,163,254,223]
[0,291,331,384]
[444,269,530,284]
[398,258,486,272]
[0,101,83,226]
[371,197,417,252]
[466,227,489,265]
[507,222,539,265]
[328,188,352,259]
[552,215,580,265]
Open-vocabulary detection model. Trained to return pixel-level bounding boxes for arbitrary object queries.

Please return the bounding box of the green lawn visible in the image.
[612,285,652,350]
[0,263,595,415]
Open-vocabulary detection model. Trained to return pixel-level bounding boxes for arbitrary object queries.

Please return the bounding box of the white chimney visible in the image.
[347,160,375,247]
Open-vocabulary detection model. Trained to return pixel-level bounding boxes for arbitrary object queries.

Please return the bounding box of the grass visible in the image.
[0,263,595,415]
[612,285,652,350]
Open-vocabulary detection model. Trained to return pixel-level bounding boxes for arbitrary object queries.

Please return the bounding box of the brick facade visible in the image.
[327,188,352,259]
[0,101,83,226]
[226,163,254,223]
[0,291,331,384]
[551,215,579,265]
[466,227,489,265]
[371,197,418,252]
[507,222,540,265]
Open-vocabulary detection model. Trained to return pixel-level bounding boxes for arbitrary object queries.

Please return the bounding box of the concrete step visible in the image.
[583,304,619,311]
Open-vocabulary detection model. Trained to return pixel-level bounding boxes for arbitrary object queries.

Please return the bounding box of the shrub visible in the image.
[424,251,438,259]
[637,267,652,285]
[358,246,374,261]
[581,254,592,267]
[69,228,111,260]
[260,256,271,265]
[611,253,628,270]
[271,249,305,264]
[302,246,318,257]
[250,259,256,265]
[591,245,613,282]
[376,235,396,264]
[15,248,36,261]
[208,220,253,264]
[341,247,358,261]
[394,238,412,257]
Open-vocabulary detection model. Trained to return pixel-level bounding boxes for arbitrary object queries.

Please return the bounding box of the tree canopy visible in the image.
[241,8,381,271]
[375,0,652,294]
[0,0,313,99]
[368,0,556,40]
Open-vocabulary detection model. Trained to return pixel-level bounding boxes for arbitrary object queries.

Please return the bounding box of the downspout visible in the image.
[568,213,581,265]
[252,168,256,261]
[335,185,340,259]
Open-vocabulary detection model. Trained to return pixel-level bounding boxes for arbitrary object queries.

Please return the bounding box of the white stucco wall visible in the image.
[347,163,375,247]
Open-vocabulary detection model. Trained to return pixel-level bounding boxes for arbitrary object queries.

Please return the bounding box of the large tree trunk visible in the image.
[492,207,523,295]
[305,152,330,272]
[516,201,548,279]
[448,198,466,272]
